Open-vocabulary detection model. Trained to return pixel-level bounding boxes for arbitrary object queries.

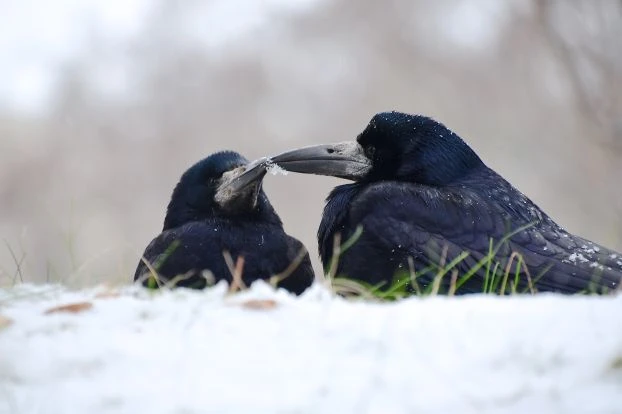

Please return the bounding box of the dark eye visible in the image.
[213,170,227,180]
[365,145,376,159]
[205,175,220,186]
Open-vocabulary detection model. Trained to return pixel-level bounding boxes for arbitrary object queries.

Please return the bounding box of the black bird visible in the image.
[271,111,622,294]
[134,151,314,294]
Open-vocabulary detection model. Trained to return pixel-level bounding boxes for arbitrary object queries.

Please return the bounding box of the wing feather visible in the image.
[340,179,622,294]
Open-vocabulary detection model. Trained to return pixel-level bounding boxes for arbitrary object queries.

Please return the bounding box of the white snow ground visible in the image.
[1,283,621,414]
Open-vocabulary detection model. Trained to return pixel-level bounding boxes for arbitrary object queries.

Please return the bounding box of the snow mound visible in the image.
[1,282,621,414]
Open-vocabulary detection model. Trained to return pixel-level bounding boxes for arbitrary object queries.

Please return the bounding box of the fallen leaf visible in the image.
[0,315,12,330]
[44,302,93,315]
[239,299,278,310]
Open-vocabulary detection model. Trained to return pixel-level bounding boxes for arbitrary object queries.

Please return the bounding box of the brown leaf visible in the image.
[44,301,93,315]
[0,315,12,330]
[239,299,278,310]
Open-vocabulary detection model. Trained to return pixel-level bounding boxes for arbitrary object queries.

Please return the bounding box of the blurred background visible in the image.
[1,0,621,287]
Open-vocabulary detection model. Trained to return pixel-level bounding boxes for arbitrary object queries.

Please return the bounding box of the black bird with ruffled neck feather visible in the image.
[134,151,314,294]
[272,111,622,294]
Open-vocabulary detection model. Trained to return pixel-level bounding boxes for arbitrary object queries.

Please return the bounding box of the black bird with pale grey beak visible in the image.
[134,151,314,294]
[271,111,622,294]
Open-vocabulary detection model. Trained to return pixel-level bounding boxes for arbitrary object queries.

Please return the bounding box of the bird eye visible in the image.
[213,170,227,180]
[365,145,376,159]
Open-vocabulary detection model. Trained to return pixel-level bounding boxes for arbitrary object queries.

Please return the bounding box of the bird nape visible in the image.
[134,151,314,295]
[271,111,622,295]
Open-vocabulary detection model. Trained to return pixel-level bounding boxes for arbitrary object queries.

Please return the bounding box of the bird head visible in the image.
[272,111,484,186]
[163,151,275,230]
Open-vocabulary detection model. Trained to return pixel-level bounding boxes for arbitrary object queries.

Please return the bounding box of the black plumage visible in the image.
[134,151,314,294]
[272,111,622,294]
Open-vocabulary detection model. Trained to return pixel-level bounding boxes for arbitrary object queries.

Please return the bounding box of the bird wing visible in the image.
[134,224,217,288]
[135,220,315,293]
[349,182,622,294]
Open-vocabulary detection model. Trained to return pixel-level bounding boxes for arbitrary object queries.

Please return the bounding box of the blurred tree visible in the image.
[534,0,622,237]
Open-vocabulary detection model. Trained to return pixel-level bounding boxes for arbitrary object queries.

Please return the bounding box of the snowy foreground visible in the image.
[1,283,621,414]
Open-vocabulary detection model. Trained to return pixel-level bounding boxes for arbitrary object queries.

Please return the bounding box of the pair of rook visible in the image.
[135,112,622,295]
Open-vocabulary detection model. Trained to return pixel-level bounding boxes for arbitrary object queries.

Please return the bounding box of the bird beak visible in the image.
[215,157,269,209]
[270,141,372,181]
[226,157,270,194]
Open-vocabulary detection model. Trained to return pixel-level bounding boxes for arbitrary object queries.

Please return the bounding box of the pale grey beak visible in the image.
[270,141,372,181]
[225,157,270,194]
[215,157,269,211]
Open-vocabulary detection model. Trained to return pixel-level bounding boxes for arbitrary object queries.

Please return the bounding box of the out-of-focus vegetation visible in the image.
[1,0,620,287]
